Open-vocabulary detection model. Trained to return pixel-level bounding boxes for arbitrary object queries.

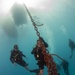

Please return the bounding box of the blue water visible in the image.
[0,0,75,75]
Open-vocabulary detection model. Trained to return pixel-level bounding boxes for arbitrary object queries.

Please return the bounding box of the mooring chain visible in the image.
[23,3,59,75]
[33,22,40,38]
[23,3,40,38]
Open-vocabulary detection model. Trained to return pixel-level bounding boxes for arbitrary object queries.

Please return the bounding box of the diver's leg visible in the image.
[64,69,67,75]
[24,61,30,71]
[66,69,70,75]
[25,66,30,71]
[70,50,73,58]
[37,60,45,75]
[19,59,30,71]
[37,69,43,75]
[64,69,70,75]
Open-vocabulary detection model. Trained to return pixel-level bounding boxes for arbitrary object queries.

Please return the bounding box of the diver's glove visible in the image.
[40,37,48,47]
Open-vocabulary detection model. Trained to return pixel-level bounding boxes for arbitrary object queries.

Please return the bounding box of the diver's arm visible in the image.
[43,41,48,47]
[70,50,73,58]
[18,50,26,57]
[69,41,75,47]
[10,52,14,63]
[31,48,35,54]
[22,54,26,57]
[69,42,71,47]
[40,37,48,47]
[10,57,14,63]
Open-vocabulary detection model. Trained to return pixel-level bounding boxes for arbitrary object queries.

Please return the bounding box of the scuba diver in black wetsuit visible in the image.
[31,37,48,75]
[10,45,30,71]
[60,60,70,75]
[69,39,75,58]
[30,37,59,75]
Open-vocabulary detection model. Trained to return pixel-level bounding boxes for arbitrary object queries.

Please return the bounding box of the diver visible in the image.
[10,45,30,71]
[60,60,70,75]
[69,39,75,58]
[31,37,48,75]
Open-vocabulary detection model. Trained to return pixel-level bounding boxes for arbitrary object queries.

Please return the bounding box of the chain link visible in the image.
[24,3,40,38]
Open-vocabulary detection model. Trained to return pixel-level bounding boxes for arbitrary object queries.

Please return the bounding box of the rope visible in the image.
[51,54,65,61]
